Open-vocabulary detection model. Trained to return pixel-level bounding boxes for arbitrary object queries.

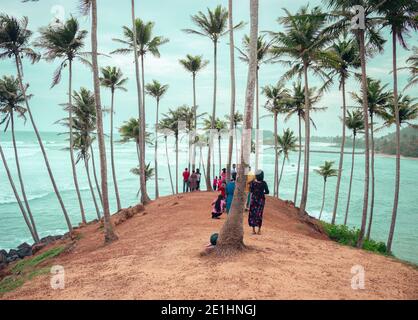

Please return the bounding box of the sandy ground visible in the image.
[2,192,417,300]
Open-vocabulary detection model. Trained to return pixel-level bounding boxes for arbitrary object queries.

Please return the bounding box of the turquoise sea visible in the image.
[0,131,417,264]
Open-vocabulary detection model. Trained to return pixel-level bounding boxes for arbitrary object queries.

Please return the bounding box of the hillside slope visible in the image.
[2,192,417,300]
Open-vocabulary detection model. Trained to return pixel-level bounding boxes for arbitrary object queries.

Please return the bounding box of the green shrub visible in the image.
[12,246,65,274]
[321,222,389,256]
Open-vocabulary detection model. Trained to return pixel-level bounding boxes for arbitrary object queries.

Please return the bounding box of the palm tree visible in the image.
[112,16,168,200]
[130,162,155,197]
[100,66,128,211]
[262,83,289,197]
[203,116,228,177]
[284,81,325,203]
[80,0,117,243]
[325,0,386,249]
[36,16,88,224]
[183,5,243,191]
[372,0,418,254]
[237,34,274,170]
[179,54,209,171]
[352,78,391,238]
[270,5,334,215]
[216,0,259,255]
[315,161,338,220]
[401,47,418,90]
[277,129,297,191]
[145,80,169,199]
[344,110,365,225]
[326,37,360,225]
[227,0,236,182]
[0,14,72,233]
[0,75,39,242]
[380,94,418,128]
[225,111,243,165]
[160,128,175,195]
[89,140,103,207]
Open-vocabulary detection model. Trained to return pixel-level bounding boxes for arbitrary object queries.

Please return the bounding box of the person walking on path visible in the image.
[231,163,237,181]
[196,168,201,191]
[248,169,269,235]
[189,170,198,192]
[182,168,190,193]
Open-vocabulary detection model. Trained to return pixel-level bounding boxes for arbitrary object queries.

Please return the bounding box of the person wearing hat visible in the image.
[248,169,269,235]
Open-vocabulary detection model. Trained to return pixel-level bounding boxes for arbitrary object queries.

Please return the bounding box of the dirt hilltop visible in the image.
[2,192,418,300]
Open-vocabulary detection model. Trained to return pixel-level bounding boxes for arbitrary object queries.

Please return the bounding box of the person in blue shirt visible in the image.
[225,178,236,214]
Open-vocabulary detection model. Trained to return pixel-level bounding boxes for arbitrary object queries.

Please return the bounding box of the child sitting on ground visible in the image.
[211,194,225,219]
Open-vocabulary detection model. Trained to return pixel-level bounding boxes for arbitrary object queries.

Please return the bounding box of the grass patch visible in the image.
[321,222,390,256]
[12,246,65,274]
[0,246,65,296]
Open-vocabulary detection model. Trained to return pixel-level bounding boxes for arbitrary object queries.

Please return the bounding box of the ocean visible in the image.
[0,131,417,264]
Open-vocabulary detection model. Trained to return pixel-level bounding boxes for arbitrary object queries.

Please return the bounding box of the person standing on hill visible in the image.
[248,170,269,235]
[245,166,256,210]
[231,163,237,181]
[220,168,227,182]
[213,176,218,191]
[182,168,190,193]
[196,169,201,191]
[189,170,198,192]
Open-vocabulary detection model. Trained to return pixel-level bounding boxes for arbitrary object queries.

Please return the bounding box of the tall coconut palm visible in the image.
[315,161,338,220]
[100,66,128,211]
[130,162,155,197]
[326,37,360,225]
[351,78,391,238]
[237,34,274,170]
[225,111,243,165]
[159,128,175,195]
[36,16,89,224]
[226,0,236,182]
[0,133,38,242]
[80,0,117,242]
[284,81,325,204]
[89,140,103,206]
[325,0,386,249]
[344,110,365,225]
[216,0,259,255]
[277,128,297,191]
[112,16,169,203]
[203,116,228,177]
[145,80,168,199]
[0,14,72,232]
[0,76,39,242]
[179,54,209,171]
[380,95,418,128]
[183,5,243,191]
[372,0,418,253]
[270,5,334,215]
[262,83,289,197]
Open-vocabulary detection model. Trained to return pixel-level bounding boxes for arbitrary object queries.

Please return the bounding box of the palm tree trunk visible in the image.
[131,0,151,204]
[92,0,118,242]
[255,68,260,170]
[154,99,160,199]
[357,30,370,248]
[200,146,207,182]
[90,144,103,207]
[68,60,86,224]
[218,136,222,173]
[216,0,258,255]
[278,155,286,190]
[164,136,175,195]
[192,74,197,172]
[14,55,72,233]
[299,61,311,215]
[0,141,37,242]
[273,113,278,197]
[319,179,326,220]
[11,111,39,242]
[110,89,121,211]
[387,31,401,253]
[235,124,239,165]
[344,134,356,226]
[226,0,236,182]
[85,157,101,219]
[294,114,302,204]
[366,113,375,239]
[141,55,146,153]
[332,77,347,225]
[176,135,179,194]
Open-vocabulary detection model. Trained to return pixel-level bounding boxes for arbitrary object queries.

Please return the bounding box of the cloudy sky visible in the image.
[1,0,417,136]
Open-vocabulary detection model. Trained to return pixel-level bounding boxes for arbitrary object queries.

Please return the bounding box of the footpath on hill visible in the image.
[2,192,417,299]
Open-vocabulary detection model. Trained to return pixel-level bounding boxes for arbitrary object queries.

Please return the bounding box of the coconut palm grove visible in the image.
[0,0,417,300]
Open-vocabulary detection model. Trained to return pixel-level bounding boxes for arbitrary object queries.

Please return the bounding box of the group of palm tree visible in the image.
[0,0,417,255]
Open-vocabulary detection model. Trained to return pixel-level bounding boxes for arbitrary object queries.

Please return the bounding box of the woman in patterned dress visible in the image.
[248,170,269,234]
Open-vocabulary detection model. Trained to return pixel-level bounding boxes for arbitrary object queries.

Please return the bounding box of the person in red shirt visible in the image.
[218,180,226,199]
[182,168,190,193]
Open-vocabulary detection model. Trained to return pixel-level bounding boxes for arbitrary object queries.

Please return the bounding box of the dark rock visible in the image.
[17,242,31,250]
[31,242,47,254]
[17,246,32,258]
[40,235,56,245]
[0,250,7,264]
[8,249,18,257]
[0,262,6,270]
[6,255,19,263]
